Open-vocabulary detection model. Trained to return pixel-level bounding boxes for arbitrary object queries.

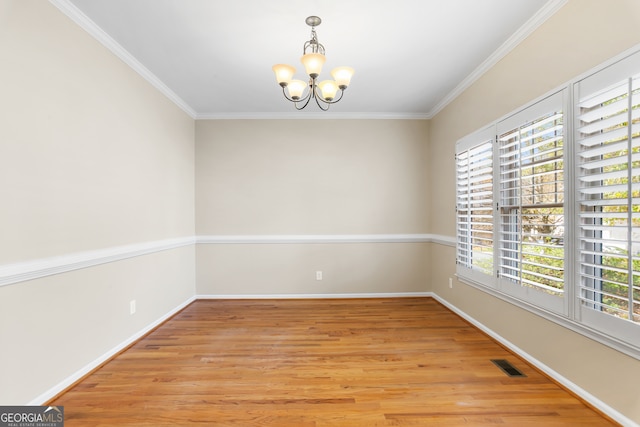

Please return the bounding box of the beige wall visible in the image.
[0,1,195,262]
[428,0,640,422]
[196,120,429,235]
[0,1,195,404]
[195,119,431,295]
[196,243,430,296]
[0,247,195,404]
[3,0,639,422]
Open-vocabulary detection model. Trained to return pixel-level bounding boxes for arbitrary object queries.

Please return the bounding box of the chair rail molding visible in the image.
[0,237,196,288]
[196,233,453,245]
[0,234,455,287]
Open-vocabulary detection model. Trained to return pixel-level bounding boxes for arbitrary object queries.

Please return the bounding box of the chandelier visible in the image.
[272,16,354,111]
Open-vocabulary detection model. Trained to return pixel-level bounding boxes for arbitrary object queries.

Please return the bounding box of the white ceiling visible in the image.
[54,0,564,119]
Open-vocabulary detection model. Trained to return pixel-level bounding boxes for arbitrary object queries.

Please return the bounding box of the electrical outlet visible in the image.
[316,271,323,281]
[130,300,136,315]
[448,277,453,289]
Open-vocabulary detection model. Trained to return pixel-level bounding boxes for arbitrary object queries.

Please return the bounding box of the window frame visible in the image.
[495,90,568,316]
[454,45,640,360]
[456,126,497,287]
[573,52,640,347]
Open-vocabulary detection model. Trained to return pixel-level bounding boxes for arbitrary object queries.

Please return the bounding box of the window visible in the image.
[455,48,640,357]
[456,128,495,282]
[496,92,566,314]
[575,53,640,345]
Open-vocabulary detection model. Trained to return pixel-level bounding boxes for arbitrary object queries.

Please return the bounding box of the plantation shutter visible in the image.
[496,91,566,313]
[456,127,495,283]
[575,53,640,341]
[453,49,640,355]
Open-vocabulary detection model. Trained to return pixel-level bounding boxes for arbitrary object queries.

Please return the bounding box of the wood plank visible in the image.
[50,298,617,426]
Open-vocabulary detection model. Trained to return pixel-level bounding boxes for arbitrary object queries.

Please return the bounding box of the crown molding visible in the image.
[48,0,197,119]
[426,0,568,118]
[194,112,430,120]
[48,0,565,122]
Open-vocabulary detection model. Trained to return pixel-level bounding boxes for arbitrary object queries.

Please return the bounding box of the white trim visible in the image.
[48,0,197,119]
[427,0,568,119]
[428,234,456,247]
[195,112,430,120]
[0,237,196,288]
[48,0,565,121]
[0,234,452,288]
[431,293,638,427]
[457,273,640,360]
[28,296,196,405]
[196,292,433,300]
[571,42,640,89]
[30,291,637,426]
[197,234,442,245]
[199,0,563,120]
[461,39,639,135]
[454,43,640,360]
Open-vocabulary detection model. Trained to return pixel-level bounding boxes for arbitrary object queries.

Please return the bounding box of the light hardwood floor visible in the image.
[50,298,617,426]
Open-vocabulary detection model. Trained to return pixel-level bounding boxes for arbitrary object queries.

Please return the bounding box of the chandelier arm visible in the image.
[311,87,346,109]
[313,95,330,111]
[280,81,346,110]
[291,78,315,110]
[294,90,314,110]
[320,88,346,105]
[280,84,312,104]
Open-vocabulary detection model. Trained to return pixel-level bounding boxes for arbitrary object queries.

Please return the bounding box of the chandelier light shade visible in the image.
[331,66,355,88]
[287,80,308,100]
[301,53,326,78]
[272,16,354,110]
[272,64,295,85]
[318,80,338,101]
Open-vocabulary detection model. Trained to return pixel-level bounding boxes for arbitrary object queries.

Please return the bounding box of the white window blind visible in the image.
[454,47,640,356]
[456,128,494,280]
[496,93,565,312]
[575,66,640,338]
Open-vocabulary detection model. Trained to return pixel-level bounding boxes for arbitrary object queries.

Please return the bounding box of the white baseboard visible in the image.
[196,292,434,300]
[32,291,633,426]
[431,293,638,427]
[29,292,428,404]
[28,296,196,406]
